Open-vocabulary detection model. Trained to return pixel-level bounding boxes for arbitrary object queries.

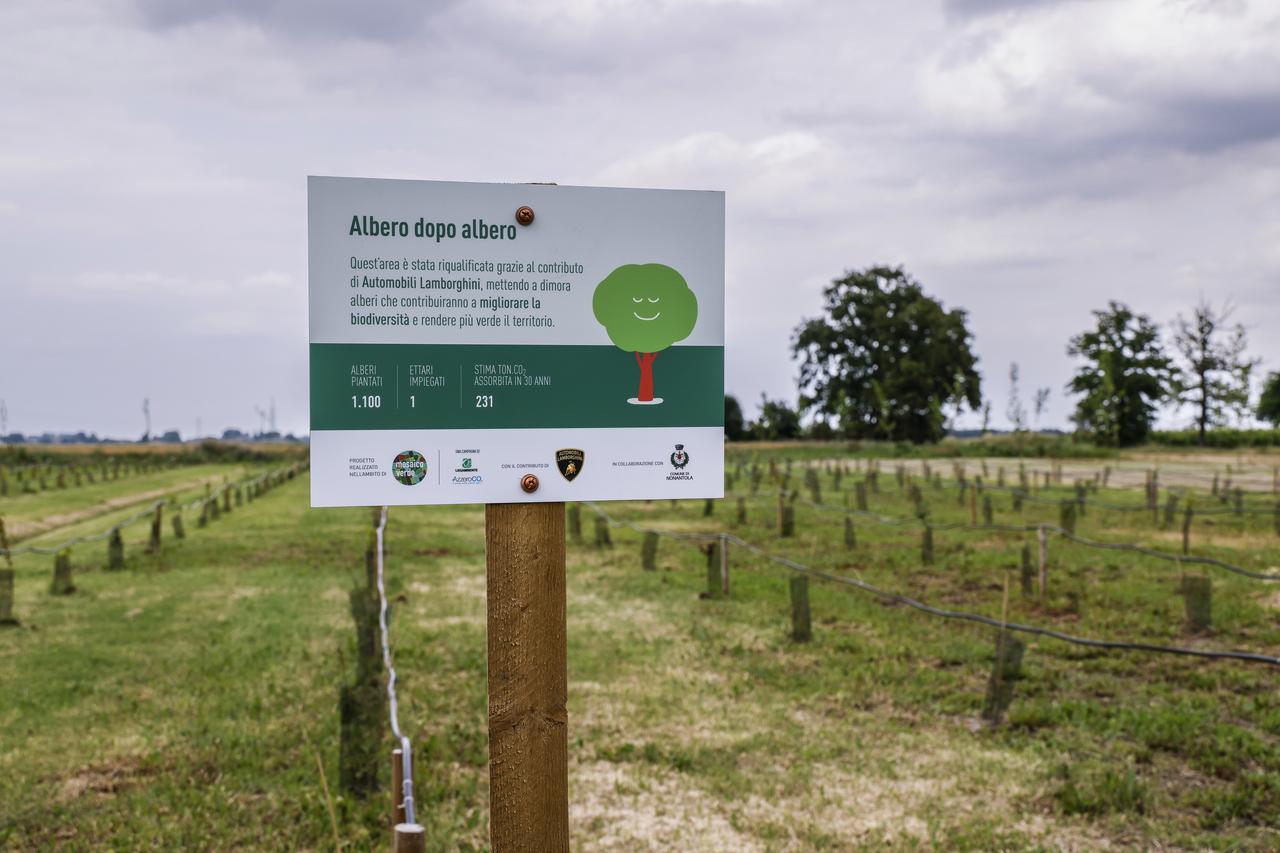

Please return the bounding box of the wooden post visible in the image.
[0,517,11,570]
[982,494,993,526]
[640,531,658,571]
[485,502,568,852]
[1059,501,1076,535]
[1037,526,1048,597]
[1019,544,1034,597]
[392,748,407,826]
[1162,494,1178,530]
[593,515,612,548]
[921,525,934,566]
[1181,576,1212,634]
[1182,504,1194,555]
[981,631,1025,725]
[50,549,75,595]
[702,498,714,517]
[844,516,855,550]
[393,823,427,853]
[339,537,384,798]
[1147,471,1158,524]
[107,528,125,570]
[779,505,795,538]
[566,504,581,544]
[855,481,868,511]
[704,539,720,598]
[720,535,730,598]
[735,496,746,526]
[172,511,185,540]
[1,517,17,624]
[147,504,163,554]
[789,575,811,642]
[0,568,16,626]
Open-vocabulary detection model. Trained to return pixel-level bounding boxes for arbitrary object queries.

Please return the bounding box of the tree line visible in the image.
[726,266,1280,446]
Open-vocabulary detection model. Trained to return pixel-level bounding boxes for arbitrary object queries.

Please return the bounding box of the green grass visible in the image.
[0,463,254,541]
[1,454,1279,850]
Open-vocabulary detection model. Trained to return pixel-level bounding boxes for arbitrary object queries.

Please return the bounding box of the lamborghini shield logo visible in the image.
[556,449,585,482]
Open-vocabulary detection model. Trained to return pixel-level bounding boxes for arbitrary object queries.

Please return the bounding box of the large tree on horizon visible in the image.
[724,394,746,441]
[1170,298,1258,444]
[1258,372,1280,428]
[791,266,982,443]
[1067,301,1178,447]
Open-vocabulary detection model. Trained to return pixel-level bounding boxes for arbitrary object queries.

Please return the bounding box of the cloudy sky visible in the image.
[2,0,1278,438]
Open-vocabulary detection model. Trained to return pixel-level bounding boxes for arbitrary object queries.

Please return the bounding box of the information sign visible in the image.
[308,177,724,506]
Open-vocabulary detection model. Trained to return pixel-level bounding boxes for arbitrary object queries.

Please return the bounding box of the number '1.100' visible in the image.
[352,395,382,409]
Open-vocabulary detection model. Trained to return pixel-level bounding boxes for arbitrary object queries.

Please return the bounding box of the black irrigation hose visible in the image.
[584,502,1280,667]
[1049,527,1280,581]
[723,535,1280,667]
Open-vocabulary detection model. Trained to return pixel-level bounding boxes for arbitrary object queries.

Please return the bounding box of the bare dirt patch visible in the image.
[57,756,153,803]
[571,759,759,852]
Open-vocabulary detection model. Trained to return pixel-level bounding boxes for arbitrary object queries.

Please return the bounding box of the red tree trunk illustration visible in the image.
[634,352,658,401]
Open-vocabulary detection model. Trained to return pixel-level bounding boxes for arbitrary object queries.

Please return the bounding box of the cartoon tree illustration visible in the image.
[593,263,699,405]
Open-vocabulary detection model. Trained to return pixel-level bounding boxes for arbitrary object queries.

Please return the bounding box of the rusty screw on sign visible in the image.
[515,206,535,226]
[520,474,540,494]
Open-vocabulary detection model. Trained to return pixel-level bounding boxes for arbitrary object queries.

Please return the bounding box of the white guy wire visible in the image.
[374,505,416,825]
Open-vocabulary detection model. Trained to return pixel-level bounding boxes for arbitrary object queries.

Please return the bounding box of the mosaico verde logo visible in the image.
[391,450,428,486]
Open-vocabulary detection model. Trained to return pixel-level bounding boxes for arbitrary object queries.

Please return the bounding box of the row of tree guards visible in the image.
[610,491,1225,620]
[739,455,1280,512]
[0,463,305,628]
[0,456,181,497]
[749,458,1280,543]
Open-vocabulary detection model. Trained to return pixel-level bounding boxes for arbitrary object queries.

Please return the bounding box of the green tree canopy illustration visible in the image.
[593,264,698,403]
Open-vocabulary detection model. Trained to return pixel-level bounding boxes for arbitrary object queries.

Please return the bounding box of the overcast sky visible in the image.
[2,0,1278,438]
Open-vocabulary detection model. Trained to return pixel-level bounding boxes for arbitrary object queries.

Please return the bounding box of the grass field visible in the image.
[2,448,1279,850]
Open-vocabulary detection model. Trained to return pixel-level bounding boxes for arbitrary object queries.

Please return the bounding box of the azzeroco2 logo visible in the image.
[453,451,482,484]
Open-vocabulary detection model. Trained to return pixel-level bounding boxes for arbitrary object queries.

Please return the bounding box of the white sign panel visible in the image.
[308,177,724,506]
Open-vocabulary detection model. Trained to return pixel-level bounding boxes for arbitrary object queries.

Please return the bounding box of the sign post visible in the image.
[485,500,568,849]
[308,177,724,849]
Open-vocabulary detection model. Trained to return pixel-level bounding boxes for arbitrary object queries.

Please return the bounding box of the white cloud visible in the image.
[0,0,1277,436]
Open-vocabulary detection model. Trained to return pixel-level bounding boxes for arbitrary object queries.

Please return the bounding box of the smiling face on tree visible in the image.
[592,263,698,353]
